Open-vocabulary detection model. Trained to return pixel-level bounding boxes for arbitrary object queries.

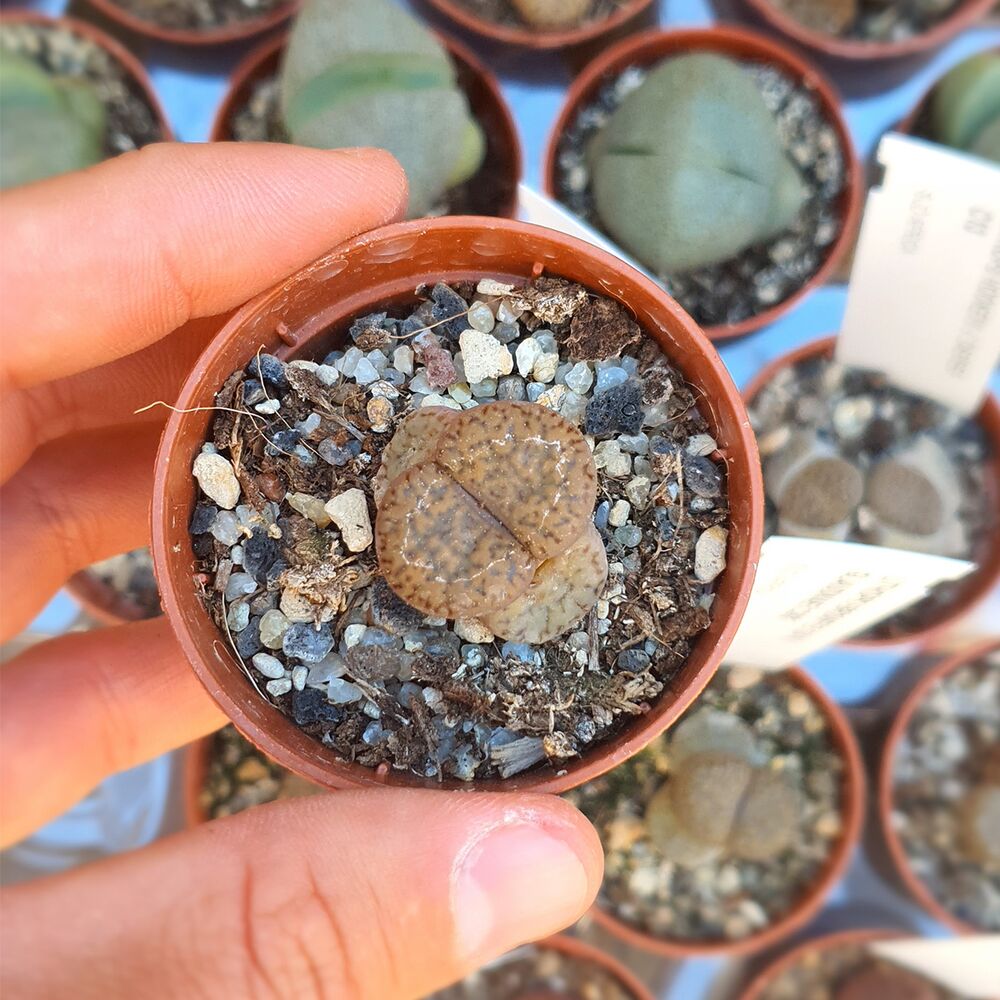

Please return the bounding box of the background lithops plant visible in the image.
[511,0,593,28]
[587,53,809,273]
[930,51,1000,164]
[644,708,801,866]
[834,963,942,1000]
[375,402,603,640]
[0,51,106,190]
[279,0,485,217]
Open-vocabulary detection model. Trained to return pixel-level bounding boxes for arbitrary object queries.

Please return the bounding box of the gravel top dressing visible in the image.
[890,649,1000,930]
[566,667,845,943]
[106,0,288,32]
[749,354,993,641]
[554,59,846,331]
[188,276,730,784]
[88,548,161,620]
[447,0,636,32]
[0,21,163,155]
[766,0,963,43]
[753,940,971,1000]
[429,943,637,999]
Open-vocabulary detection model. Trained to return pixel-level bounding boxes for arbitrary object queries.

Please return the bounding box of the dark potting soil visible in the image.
[199,725,320,820]
[87,548,162,620]
[428,943,638,999]
[227,60,517,219]
[554,60,847,331]
[107,0,289,32]
[749,355,994,642]
[766,0,963,43]
[447,0,637,32]
[0,21,164,155]
[188,277,730,784]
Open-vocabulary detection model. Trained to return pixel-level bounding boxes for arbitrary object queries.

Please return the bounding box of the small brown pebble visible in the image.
[256,471,287,502]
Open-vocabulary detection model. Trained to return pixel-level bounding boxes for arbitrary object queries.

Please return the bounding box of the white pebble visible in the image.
[608,500,631,527]
[454,618,494,644]
[564,361,594,394]
[392,345,414,375]
[344,623,368,648]
[686,433,718,456]
[695,525,728,583]
[448,382,473,404]
[515,338,543,378]
[266,677,293,697]
[291,665,309,691]
[193,452,241,509]
[459,330,513,383]
[532,352,560,383]
[252,652,286,679]
[421,393,462,410]
[287,492,331,527]
[254,398,281,415]
[316,364,340,386]
[259,609,291,648]
[352,358,379,385]
[325,489,373,552]
[467,300,496,333]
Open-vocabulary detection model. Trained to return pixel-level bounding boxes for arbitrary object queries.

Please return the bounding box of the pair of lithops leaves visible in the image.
[0,52,106,191]
[588,53,809,274]
[644,708,801,866]
[280,0,484,217]
[374,403,608,645]
[931,51,1000,166]
[766,432,966,557]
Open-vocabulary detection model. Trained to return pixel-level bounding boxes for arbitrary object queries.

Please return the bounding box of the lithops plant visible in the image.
[279,0,485,217]
[511,0,593,29]
[587,53,809,273]
[375,402,603,641]
[765,431,864,541]
[959,783,1000,867]
[769,0,857,34]
[0,51,106,190]
[644,708,801,866]
[931,51,1000,164]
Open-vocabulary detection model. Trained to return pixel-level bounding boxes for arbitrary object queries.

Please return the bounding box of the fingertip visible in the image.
[326,146,409,221]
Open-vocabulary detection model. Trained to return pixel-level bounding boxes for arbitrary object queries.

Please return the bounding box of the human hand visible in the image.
[0,143,603,1000]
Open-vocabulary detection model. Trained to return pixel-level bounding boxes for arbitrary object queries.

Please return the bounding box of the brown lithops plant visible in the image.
[644,709,801,866]
[959,784,1000,866]
[376,402,601,629]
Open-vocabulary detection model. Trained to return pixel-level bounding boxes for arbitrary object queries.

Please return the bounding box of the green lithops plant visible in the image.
[587,53,809,273]
[279,0,485,217]
[0,52,106,191]
[931,51,1000,164]
[644,709,801,866]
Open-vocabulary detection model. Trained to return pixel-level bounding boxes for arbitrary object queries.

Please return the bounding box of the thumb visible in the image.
[0,789,603,1000]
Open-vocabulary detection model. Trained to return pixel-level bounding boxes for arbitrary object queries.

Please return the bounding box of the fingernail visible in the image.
[451,816,592,963]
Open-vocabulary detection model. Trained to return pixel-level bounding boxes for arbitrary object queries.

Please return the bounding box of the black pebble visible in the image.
[243,528,279,583]
[283,622,334,662]
[236,616,262,659]
[617,648,651,670]
[431,282,470,338]
[245,353,286,388]
[371,578,424,634]
[584,379,644,436]
[192,533,215,559]
[268,428,300,453]
[242,378,266,406]
[683,454,723,498]
[654,506,674,540]
[349,312,387,342]
[189,503,217,534]
[292,686,343,727]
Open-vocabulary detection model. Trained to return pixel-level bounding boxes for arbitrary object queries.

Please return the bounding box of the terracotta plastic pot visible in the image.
[542,27,862,342]
[83,0,298,47]
[209,32,521,219]
[736,929,908,1000]
[0,10,172,141]
[530,935,655,1000]
[878,638,1000,935]
[151,216,764,794]
[743,336,1000,649]
[590,666,866,959]
[422,0,655,51]
[740,0,995,61]
[66,569,154,627]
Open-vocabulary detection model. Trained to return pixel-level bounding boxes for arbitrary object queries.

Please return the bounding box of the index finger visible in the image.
[0,142,408,391]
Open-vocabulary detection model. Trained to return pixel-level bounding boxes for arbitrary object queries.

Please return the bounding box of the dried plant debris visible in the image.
[199,725,321,820]
[554,59,846,329]
[428,943,637,1000]
[87,548,161,619]
[108,0,287,32]
[749,355,994,640]
[187,276,729,783]
[891,650,1000,930]
[767,0,962,43]
[0,21,163,157]
[566,668,845,942]
[755,942,970,1000]
[449,0,636,32]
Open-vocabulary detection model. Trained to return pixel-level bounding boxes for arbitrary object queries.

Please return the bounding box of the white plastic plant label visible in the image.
[869,936,1000,999]
[724,536,975,669]
[838,133,1000,416]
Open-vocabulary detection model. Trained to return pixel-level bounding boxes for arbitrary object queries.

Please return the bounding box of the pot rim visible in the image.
[877,637,1000,935]
[735,928,912,1000]
[422,0,655,50]
[534,934,657,1000]
[540,25,863,342]
[0,9,173,141]
[740,0,996,61]
[151,215,764,795]
[208,30,522,219]
[742,335,1000,649]
[589,665,867,958]
[83,0,299,46]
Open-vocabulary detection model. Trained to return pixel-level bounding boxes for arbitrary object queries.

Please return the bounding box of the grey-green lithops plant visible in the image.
[279,0,485,217]
[587,53,809,273]
[0,51,106,190]
[930,51,1000,165]
[644,708,801,866]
